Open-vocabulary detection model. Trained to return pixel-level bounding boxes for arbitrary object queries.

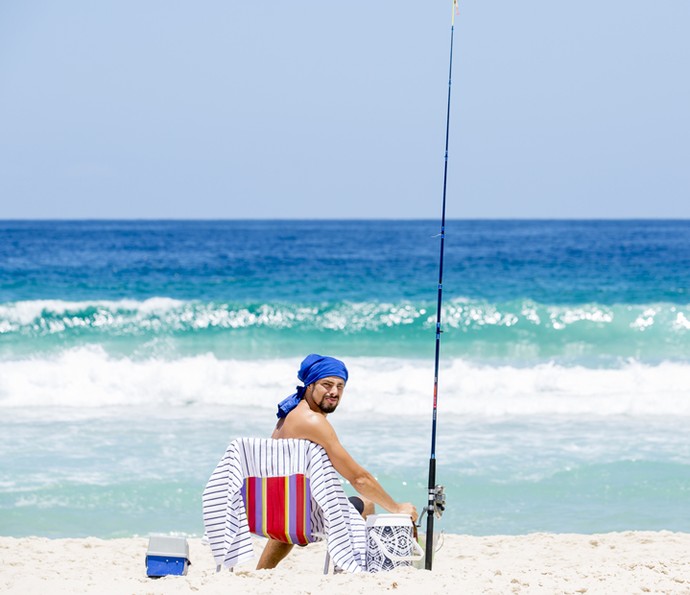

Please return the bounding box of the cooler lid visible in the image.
[366,513,414,528]
[146,536,190,558]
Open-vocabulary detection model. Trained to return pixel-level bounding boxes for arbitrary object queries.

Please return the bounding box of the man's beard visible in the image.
[318,398,339,414]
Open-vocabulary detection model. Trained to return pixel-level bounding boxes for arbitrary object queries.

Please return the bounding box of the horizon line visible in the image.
[2,216,689,223]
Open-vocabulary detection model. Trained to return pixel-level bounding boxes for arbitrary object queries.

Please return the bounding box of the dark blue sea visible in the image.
[1,220,689,537]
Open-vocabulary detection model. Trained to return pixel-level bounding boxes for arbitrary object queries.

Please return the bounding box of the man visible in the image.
[256,353,418,570]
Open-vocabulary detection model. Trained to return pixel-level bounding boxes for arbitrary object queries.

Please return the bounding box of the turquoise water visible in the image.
[1,220,689,537]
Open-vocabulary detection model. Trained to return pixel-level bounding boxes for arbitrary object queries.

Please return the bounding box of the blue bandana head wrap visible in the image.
[276,354,349,418]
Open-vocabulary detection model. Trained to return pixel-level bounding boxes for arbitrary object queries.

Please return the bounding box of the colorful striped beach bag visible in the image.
[241,474,315,545]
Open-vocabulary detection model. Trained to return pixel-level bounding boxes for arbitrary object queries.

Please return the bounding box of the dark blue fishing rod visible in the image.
[425,0,458,571]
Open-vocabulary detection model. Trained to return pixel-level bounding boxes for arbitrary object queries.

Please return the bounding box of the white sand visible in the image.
[2,532,689,594]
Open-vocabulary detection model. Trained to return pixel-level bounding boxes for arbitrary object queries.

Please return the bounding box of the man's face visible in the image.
[308,376,346,414]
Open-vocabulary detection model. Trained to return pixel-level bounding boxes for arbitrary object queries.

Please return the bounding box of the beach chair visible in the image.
[202,438,367,573]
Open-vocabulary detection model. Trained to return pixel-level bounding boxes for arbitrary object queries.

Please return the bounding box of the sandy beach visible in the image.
[2,531,689,594]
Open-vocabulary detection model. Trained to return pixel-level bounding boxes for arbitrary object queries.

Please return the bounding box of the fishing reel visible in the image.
[431,484,446,519]
[417,484,446,526]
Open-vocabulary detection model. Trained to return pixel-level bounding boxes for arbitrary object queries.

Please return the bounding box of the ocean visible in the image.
[1,219,689,538]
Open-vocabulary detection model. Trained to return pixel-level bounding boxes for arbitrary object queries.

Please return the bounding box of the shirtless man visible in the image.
[256,353,418,569]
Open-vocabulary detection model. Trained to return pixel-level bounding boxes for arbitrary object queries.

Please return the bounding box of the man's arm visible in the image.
[297,413,418,521]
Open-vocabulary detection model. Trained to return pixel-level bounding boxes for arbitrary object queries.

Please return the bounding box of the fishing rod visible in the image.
[424,0,458,571]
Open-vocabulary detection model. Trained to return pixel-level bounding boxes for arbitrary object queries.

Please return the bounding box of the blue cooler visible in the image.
[146,536,190,577]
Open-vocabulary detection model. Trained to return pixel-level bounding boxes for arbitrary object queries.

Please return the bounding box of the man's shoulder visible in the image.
[291,403,330,428]
[285,404,335,442]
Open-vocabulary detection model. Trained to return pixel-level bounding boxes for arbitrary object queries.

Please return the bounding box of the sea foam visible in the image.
[1,347,689,418]
[1,298,689,362]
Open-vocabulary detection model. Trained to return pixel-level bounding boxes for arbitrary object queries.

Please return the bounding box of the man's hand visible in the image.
[394,502,418,524]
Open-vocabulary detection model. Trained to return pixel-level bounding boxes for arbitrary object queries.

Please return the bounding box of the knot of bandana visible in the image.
[276,354,349,418]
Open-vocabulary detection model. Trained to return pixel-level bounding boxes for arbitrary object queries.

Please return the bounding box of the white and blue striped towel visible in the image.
[202,438,367,572]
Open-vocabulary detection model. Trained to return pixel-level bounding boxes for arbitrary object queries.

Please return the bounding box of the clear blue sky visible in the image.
[1,1,688,219]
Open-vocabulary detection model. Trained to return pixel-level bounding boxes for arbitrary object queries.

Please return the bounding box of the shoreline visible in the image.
[2,531,689,594]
